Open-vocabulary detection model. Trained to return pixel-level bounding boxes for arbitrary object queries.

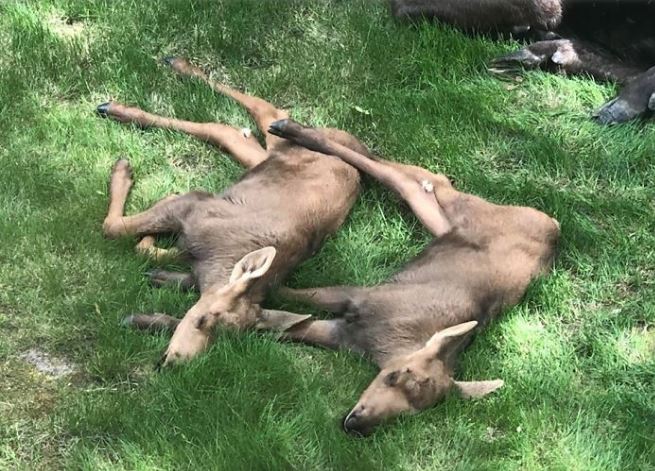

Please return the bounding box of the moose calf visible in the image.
[264,119,560,435]
[98,57,368,366]
[391,0,655,124]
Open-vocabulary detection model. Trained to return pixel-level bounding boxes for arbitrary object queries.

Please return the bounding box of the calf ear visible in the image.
[228,246,277,289]
[256,309,312,332]
[453,379,504,399]
[425,321,478,356]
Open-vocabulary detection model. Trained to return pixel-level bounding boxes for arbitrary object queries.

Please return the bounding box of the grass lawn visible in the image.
[1,0,654,469]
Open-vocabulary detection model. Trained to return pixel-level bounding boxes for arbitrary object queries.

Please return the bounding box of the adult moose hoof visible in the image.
[594,67,655,124]
[594,98,643,125]
[489,39,575,75]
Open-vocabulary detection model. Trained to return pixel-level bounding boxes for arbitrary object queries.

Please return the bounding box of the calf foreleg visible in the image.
[147,269,196,291]
[122,313,180,333]
[278,286,361,314]
[102,159,197,239]
[256,309,345,351]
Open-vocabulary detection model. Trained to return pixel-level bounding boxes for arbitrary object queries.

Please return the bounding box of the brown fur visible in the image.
[100,58,366,365]
[391,0,655,124]
[266,120,559,434]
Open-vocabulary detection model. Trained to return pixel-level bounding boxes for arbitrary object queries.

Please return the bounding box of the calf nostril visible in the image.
[342,412,356,432]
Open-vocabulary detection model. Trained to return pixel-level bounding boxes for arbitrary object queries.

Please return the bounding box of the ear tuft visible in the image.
[453,379,504,399]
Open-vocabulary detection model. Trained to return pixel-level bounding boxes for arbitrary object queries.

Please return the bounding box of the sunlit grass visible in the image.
[0,0,653,469]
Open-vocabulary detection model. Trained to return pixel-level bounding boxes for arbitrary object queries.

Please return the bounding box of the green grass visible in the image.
[1,0,654,469]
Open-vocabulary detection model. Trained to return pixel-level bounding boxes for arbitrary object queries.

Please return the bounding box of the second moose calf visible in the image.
[264,119,560,435]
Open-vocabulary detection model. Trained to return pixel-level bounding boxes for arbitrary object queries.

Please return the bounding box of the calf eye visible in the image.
[384,371,400,387]
[194,315,208,329]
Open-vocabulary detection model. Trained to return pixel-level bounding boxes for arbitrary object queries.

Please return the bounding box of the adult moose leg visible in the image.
[595,66,655,124]
[489,38,643,83]
[390,0,562,31]
[269,120,453,238]
[163,57,289,149]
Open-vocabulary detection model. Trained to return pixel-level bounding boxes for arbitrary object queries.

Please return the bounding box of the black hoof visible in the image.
[594,98,641,125]
[161,56,177,66]
[268,119,290,137]
[96,102,111,117]
[648,93,655,111]
[489,49,542,74]
[121,315,135,327]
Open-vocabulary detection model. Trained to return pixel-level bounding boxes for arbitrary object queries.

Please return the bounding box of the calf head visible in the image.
[161,247,278,366]
[342,321,503,436]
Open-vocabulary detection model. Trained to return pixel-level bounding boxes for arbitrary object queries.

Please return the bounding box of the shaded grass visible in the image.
[0,0,653,469]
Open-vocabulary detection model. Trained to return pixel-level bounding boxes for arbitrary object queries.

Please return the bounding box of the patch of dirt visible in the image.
[19,349,75,378]
[46,14,85,39]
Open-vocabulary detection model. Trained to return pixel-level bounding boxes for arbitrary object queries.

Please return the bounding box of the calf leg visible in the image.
[256,310,345,351]
[163,57,289,149]
[122,313,180,333]
[97,102,266,169]
[269,120,453,238]
[147,269,196,291]
[136,236,181,262]
[278,286,355,314]
[102,159,197,239]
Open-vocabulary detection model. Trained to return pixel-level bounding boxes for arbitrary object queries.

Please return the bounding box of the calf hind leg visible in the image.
[162,57,289,149]
[97,103,266,169]
[269,120,452,238]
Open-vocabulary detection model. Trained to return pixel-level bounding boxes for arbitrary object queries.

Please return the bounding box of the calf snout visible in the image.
[342,407,371,437]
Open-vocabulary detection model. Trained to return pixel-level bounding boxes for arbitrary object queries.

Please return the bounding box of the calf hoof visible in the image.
[268,119,291,137]
[594,98,642,125]
[161,56,176,65]
[112,158,132,178]
[649,93,655,111]
[96,102,111,118]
